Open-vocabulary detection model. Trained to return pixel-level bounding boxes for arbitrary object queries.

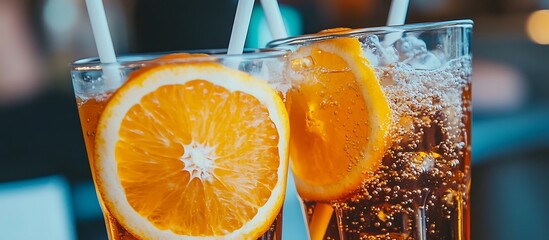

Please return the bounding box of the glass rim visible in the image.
[267,19,474,47]
[71,48,288,70]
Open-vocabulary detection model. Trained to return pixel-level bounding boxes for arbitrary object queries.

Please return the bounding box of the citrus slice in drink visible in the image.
[93,60,289,239]
[287,37,392,201]
[318,27,353,34]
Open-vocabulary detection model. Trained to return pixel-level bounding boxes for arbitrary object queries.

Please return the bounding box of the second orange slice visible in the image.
[287,37,392,201]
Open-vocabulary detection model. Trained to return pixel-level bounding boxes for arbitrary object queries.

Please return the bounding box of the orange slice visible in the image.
[286,37,392,201]
[94,60,289,239]
[318,27,353,34]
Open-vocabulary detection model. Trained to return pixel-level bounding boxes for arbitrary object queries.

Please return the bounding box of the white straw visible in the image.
[86,0,116,63]
[85,0,120,87]
[260,0,288,39]
[387,0,410,26]
[228,0,255,55]
[383,0,410,46]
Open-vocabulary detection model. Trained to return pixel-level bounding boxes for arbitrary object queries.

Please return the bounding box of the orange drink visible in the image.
[268,20,472,239]
[71,50,290,239]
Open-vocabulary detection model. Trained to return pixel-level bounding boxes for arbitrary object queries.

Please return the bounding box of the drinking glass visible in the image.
[71,49,290,240]
[268,20,472,240]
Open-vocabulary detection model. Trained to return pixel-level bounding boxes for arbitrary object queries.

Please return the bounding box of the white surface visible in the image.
[0,176,75,240]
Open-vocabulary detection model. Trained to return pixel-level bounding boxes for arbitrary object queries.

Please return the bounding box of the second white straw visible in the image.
[387,0,410,26]
[228,0,256,55]
[85,0,120,87]
[383,0,410,46]
[260,0,288,39]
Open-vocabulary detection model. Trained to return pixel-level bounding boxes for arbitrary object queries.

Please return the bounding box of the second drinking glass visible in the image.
[268,20,472,240]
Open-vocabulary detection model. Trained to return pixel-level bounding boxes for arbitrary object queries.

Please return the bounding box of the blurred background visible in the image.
[0,0,548,239]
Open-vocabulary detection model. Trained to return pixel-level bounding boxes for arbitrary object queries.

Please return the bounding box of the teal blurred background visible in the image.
[1,0,549,239]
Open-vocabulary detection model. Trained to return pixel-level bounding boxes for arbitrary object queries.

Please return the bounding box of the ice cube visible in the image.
[362,35,381,66]
[404,52,442,70]
[410,152,439,173]
[380,47,399,66]
[395,36,442,70]
[395,36,427,60]
[239,59,263,75]
[363,47,379,66]
[362,35,399,67]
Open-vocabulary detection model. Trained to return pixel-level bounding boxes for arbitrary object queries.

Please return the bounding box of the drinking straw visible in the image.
[85,0,120,87]
[387,0,410,26]
[309,203,334,240]
[383,0,410,46]
[260,0,288,39]
[228,0,256,55]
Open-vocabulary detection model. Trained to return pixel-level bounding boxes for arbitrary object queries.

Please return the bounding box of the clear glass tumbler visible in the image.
[71,49,291,240]
[268,20,472,240]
